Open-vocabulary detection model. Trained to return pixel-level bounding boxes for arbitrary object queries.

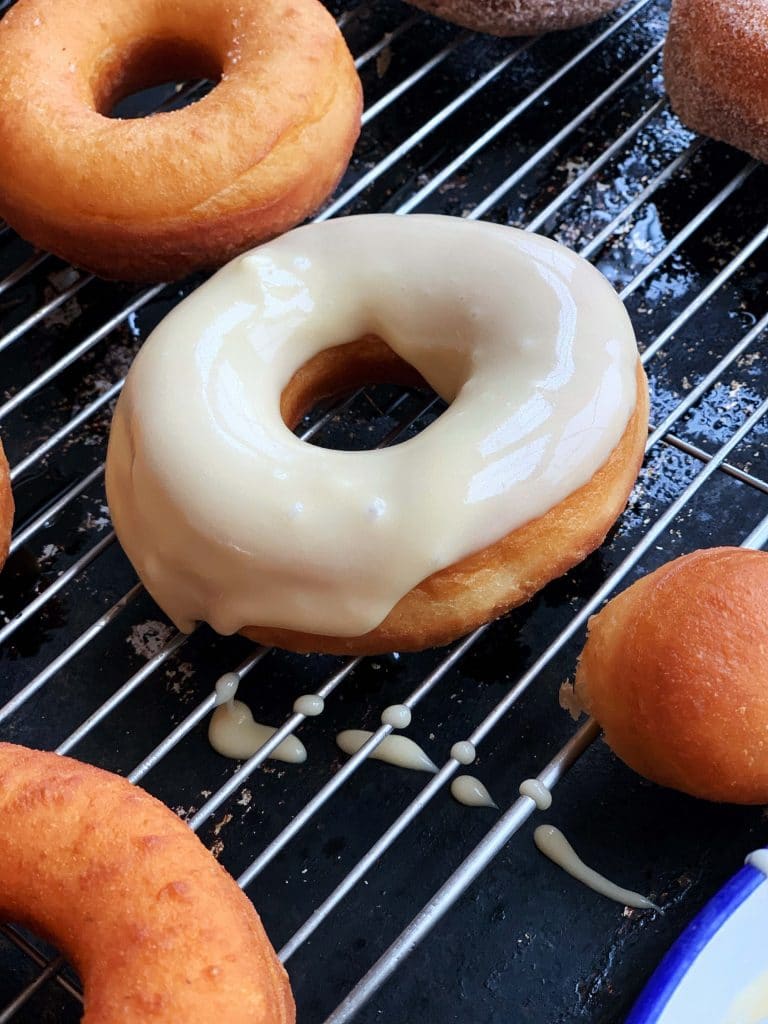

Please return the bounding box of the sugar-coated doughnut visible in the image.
[106,214,648,655]
[0,0,361,282]
[403,0,623,37]
[664,0,768,163]
[572,548,768,804]
[0,742,294,1023]
[0,439,12,571]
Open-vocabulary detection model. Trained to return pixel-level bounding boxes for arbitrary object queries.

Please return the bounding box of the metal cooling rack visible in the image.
[1,0,768,1020]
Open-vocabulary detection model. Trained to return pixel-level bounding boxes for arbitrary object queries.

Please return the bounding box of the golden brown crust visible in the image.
[241,348,649,654]
[0,0,362,281]
[0,742,294,1024]
[402,0,622,36]
[664,0,768,163]
[574,547,768,804]
[0,438,13,571]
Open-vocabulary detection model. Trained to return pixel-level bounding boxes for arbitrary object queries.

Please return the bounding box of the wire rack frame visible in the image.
[1,0,767,1020]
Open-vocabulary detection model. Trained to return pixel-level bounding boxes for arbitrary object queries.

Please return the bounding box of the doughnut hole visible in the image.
[93,38,221,117]
[280,336,445,450]
[573,548,768,804]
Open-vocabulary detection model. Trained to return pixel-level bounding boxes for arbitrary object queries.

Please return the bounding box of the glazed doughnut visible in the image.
[105,214,649,655]
[0,0,361,282]
[0,439,12,571]
[572,547,768,804]
[0,742,294,1023]
[664,0,768,163]
[403,0,623,37]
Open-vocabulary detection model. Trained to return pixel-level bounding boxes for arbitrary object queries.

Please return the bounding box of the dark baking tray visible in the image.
[1,0,768,1020]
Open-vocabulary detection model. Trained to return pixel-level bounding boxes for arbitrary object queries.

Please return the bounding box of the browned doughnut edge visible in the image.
[0,438,13,572]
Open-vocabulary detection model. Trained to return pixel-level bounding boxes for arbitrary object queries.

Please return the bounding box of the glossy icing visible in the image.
[106,215,639,638]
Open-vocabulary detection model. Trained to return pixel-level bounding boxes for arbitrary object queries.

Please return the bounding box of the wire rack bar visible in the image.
[0,583,144,726]
[361,30,471,126]
[9,381,124,482]
[352,12,422,68]
[323,718,602,1023]
[0,533,116,645]
[0,285,165,423]
[647,312,768,449]
[468,39,664,221]
[578,135,705,261]
[0,275,93,358]
[525,94,668,235]
[319,38,535,221]
[8,465,105,555]
[618,160,758,302]
[0,927,79,1005]
[0,253,49,298]
[662,433,768,495]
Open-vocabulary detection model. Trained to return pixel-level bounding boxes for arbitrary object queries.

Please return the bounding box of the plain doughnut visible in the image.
[0,742,294,1023]
[664,0,768,163]
[106,214,648,655]
[572,548,768,804]
[0,0,362,281]
[402,0,624,37]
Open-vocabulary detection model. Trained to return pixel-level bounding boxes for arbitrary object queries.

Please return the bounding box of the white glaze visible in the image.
[106,215,639,639]
[519,778,552,810]
[745,849,768,877]
[450,740,476,765]
[381,704,411,729]
[293,693,325,717]
[723,968,768,1024]
[534,825,658,911]
[336,730,437,773]
[209,700,307,763]
[450,776,497,809]
[214,671,240,705]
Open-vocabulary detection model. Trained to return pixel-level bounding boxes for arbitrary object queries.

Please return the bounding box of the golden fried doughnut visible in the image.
[403,0,623,37]
[573,547,768,803]
[0,743,294,1023]
[0,439,12,571]
[665,0,768,163]
[105,215,648,655]
[0,0,361,282]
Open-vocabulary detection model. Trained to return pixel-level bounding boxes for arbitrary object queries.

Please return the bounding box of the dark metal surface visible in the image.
[1,0,768,1020]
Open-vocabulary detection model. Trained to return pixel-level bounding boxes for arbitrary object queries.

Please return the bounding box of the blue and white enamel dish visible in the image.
[627,851,768,1024]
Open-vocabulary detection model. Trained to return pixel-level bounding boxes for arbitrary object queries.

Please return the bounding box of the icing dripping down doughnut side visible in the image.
[106,215,639,638]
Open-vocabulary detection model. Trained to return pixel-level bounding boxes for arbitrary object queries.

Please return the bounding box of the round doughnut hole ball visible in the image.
[572,547,768,803]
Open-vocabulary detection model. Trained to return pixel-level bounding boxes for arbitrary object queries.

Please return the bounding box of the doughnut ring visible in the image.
[0,743,294,1023]
[106,214,649,654]
[0,0,362,281]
